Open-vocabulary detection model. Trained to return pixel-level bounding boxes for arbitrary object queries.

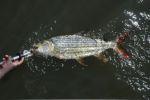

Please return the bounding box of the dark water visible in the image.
[0,0,150,99]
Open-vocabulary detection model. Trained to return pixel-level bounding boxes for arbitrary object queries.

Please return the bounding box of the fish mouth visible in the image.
[30,43,42,54]
[31,40,54,56]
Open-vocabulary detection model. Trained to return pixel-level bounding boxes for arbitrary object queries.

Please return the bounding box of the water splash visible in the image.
[103,10,150,99]
[22,20,85,76]
[137,0,144,4]
[22,9,150,98]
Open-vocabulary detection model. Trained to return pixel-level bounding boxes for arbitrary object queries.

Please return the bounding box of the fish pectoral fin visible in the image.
[94,53,108,63]
[76,58,87,66]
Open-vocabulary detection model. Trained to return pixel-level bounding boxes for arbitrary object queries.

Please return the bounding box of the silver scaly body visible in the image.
[35,35,116,59]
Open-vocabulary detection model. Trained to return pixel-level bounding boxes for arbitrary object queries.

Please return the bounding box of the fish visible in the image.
[32,33,129,65]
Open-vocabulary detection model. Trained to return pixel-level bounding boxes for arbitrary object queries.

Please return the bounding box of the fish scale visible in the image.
[35,35,116,60]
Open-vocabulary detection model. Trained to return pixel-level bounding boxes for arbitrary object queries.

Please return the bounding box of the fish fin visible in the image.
[114,45,129,60]
[114,32,130,60]
[94,53,108,63]
[116,32,129,45]
[76,58,87,66]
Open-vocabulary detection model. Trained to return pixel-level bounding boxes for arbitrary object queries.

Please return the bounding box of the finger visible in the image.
[4,55,9,62]
[5,55,9,60]
[2,58,6,64]
[13,57,24,66]
[3,58,5,61]
[18,57,24,65]
[5,55,9,58]
[17,57,24,65]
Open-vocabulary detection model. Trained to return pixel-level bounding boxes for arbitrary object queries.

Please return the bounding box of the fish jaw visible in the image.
[32,40,55,56]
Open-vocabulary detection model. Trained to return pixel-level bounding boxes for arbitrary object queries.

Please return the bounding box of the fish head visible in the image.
[32,40,54,56]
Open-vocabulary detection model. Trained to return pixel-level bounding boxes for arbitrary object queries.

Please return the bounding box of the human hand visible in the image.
[1,55,24,69]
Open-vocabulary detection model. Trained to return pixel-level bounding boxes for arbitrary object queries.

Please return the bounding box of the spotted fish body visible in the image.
[35,35,117,60]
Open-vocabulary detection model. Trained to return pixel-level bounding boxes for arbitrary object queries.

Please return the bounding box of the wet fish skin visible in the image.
[34,35,116,59]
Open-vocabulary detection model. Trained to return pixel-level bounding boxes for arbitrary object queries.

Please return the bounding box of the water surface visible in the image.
[0,0,150,99]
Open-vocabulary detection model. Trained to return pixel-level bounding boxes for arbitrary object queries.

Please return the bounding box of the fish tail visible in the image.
[116,32,129,45]
[114,32,130,59]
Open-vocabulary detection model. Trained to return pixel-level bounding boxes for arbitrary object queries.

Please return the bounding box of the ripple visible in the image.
[22,10,150,99]
[105,10,150,99]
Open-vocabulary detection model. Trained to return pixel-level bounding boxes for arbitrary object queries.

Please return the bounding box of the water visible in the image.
[0,0,150,99]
